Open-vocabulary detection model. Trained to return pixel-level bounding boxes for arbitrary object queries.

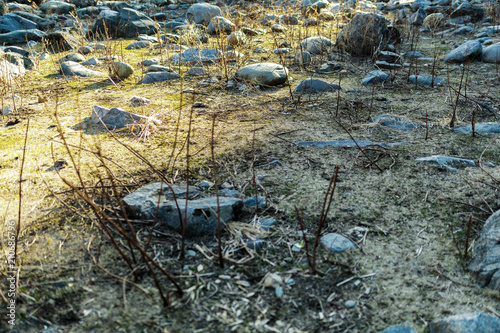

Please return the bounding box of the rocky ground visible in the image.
[1,0,500,332]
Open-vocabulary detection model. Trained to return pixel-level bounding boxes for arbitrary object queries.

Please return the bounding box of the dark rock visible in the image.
[317,61,342,74]
[336,13,399,56]
[12,12,54,30]
[2,45,29,57]
[444,40,482,63]
[92,8,157,39]
[300,36,333,54]
[453,123,500,134]
[243,196,267,208]
[125,41,151,50]
[91,105,148,128]
[40,1,76,14]
[415,155,475,171]
[0,13,36,33]
[141,72,181,84]
[122,182,243,237]
[45,31,81,52]
[408,8,426,26]
[245,239,267,252]
[408,74,445,86]
[450,3,484,23]
[428,312,500,333]
[0,29,45,45]
[469,210,500,291]
[294,78,340,94]
[362,70,390,85]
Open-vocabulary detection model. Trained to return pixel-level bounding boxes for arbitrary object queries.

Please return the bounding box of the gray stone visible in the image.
[186,2,222,26]
[45,31,81,52]
[40,1,76,14]
[469,210,500,290]
[336,13,399,56]
[317,62,342,74]
[454,123,500,134]
[92,8,157,39]
[139,58,161,67]
[227,31,246,46]
[122,182,243,237]
[444,40,482,63]
[380,325,417,333]
[296,140,401,148]
[78,46,93,55]
[259,218,276,231]
[130,96,150,107]
[450,3,484,22]
[408,8,426,26]
[171,48,221,64]
[81,57,100,66]
[0,29,44,45]
[481,43,500,64]
[91,105,148,129]
[294,79,340,94]
[0,13,37,33]
[1,46,29,58]
[125,41,151,50]
[0,58,24,81]
[235,63,288,87]
[187,67,207,76]
[244,196,266,208]
[147,65,174,73]
[245,239,266,252]
[59,53,85,63]
[300,36,333,54]
[369,115,419,131]
[428,313,500,333]
[206,16,235,35]
[362,70,390,85]
[60,61,104,77]
[321,233,355,253]
[112,62,134,79]
[344,300,356,308]
[452,26,474,35]
[141,72,181,84]
[423,13,444,29]
[219,189,240,198]
[408,74,445,86]
[294,51,312,65]
[415,155,475,171]
[375,61,402,70]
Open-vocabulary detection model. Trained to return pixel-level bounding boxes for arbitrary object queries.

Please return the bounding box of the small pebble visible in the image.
[345,300,356,308]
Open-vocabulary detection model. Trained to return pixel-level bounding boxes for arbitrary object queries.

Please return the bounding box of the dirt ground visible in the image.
[1,5,500,333]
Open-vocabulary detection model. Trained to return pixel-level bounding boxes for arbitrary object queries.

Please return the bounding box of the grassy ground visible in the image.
[1,5,500,333]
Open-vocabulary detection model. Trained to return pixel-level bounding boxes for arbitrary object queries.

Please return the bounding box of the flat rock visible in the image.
[408,74,445,86]
[294,78,340,94]
[380,325,417,333]
[60,61,104,77]
[296,140,401,148]
[170,48,221,64]
[141,72,181,84]
[122,182,243,237]
[369,115,419,130]
[125,41,151,50]
[40,1,76,14]
[0,29,45,45]
[91,105,148,129]
[415,155,475,171]
[235,62,288,87]
[428,312,500,333]
[321,233,355,253]
[481,43,500,64]
[444,40,482,63]
[147,65,173,73]
[362,70,390,85]
[0,13,37,33]
[469,210,500,290]
[453,123,500,134]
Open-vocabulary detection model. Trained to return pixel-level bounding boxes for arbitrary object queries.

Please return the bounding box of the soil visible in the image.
[1,5,500,333]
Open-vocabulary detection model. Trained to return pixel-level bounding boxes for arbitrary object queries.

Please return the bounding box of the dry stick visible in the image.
[15,117,29,259]
[211,114,224,268]
[464,178,494,214]
[464,213,472,259]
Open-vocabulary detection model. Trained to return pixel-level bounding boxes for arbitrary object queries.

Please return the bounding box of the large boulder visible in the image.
[235,62,288,87]
[186,2,222,26]
[336,13,399,56]
[300,36,333,54]
[450,2,484,23]
[428,313,500,333]
[13,12,54,30]
[481,43,500,64]
[444,40,482,63]
[0,13,37,33]
[92,8,157,39]
[40,1,76,14]
[0,29,45,45]
[469,210,500,290]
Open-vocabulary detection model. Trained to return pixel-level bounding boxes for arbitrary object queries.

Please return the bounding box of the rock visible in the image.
[206,16,235,35]
[171,48,221,64]
[428,313,500,333]
[321,233,355,253]
[60,61,104,77]
[141,72,181,84]
[259,217,276,231]
[81,57,100,66]
[453,123,500,134]
[344,300,356,308]
[122,182,243,237]
[408,74,445,86]
[235,63,288,87]
[294,51,312,65]
[241,27,258,36]
[423,12,444,29]
[452,26,474,35]
[444,40,482,63]
[0,58,24,80]
[45,31,81,52]
[227,31,246,46]
[336,13,399,56]
[271,24,286,33]
[296,140,401,148]
[187,67,207,76]
[112,61,134,79]
[91,105,148,129]
[369,115,419,130]
[300,36,333,54]
[408,8,426,26]
[317,62,342,74]
[380,325,417,333]
[2,46,29,57]
[0,13,37,33]
[415,155,475,171]
[294,78,340,94]
[362,70,390,85]
[376,50,402,63]
[450,3,484,23]
[245,239,267,252]
[59,53,85,63]
[243,196,266,208]
[0,29,44,45]
[92,8,157,39]
[375,61,402,70]
[139,58,161,67]
[130,96,150,107]
[280,15,299,25]
[147,65,173,73]
[219,189,240,197]
[78,46,93,55]
[186,2,222,26]
[125,41,151,50]
[481,43,500,64]
[469,210,500,290]
[40,1,76,14]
